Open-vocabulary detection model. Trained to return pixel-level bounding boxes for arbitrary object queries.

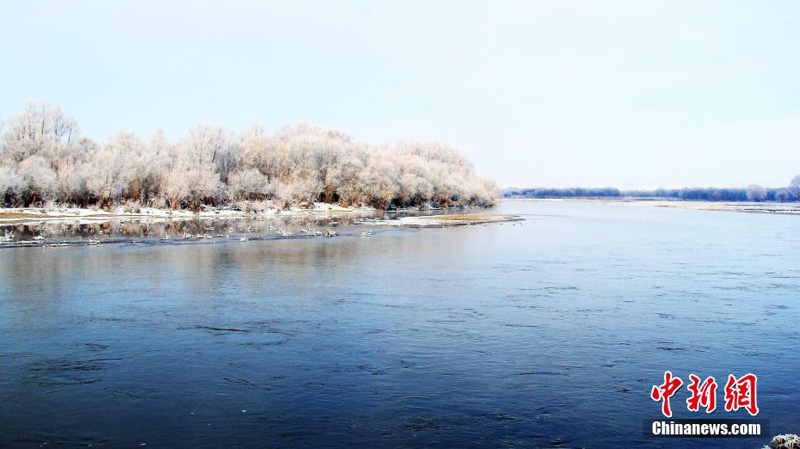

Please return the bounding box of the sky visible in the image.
[1,0,799,189]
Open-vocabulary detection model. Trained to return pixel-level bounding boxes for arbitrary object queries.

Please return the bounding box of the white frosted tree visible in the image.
[120,130,174,202]
[0,166,28,205]
[789,175,800,200]
[18,155,59,204]
[228,168,271,201]
[87,133,140,206]
[360,156,399,208]
[239,129,288,181]
[325,151,367,205]
[184,125,239,183]
[0,101,499,209]
[0,100,79,167]
[746,184,767,202]
[57,160,90,205]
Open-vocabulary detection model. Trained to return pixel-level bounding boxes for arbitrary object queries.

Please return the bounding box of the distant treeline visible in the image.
[0,101,499,210]
[506,178,800,202]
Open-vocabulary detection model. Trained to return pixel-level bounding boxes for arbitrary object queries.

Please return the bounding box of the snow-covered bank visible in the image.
[368,213,522,228]
[0,202,376,226]
[0,205,518,248]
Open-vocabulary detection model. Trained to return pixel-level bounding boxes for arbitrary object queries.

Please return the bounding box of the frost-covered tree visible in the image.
[788,175,800,200]
[121,130,173,202]
[163,161,223,210]
[325,150,367,205]
[239,128,291,183]
[228,168,271,201]
[184,125,238,183]
[360,156,399,207]
[0,100,79,167]
[57,160,90,205]
[746,184,767,202]
[18,155,59,204]
[86,133,135,206]
[0,101,500,209]
[0,166,27,205]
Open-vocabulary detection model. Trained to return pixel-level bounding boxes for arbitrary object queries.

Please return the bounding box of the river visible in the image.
[1,200,797,447]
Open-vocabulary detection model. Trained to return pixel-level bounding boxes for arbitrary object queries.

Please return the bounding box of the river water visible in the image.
[1,200,798,447]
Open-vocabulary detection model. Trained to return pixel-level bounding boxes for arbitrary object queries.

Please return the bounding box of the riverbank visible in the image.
[0,204,520,248]
[614,199,800,215]
[505,198,800,215]
[0,203,379,227]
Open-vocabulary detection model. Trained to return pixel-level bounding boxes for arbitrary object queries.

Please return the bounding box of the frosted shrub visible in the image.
[122,200,141,214]
[164,163,223,210]
[0,166,27,205]
[18,155,58,203]
[228,168,270,201]
[149,195,168,210]
[57,160,90,205]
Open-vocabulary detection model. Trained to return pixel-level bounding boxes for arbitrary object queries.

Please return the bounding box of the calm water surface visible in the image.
[1,200,798,448]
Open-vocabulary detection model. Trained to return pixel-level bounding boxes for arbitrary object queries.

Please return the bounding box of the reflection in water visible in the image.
[0,208,478,247]
[0,201,799,448]
[0,211,387,246]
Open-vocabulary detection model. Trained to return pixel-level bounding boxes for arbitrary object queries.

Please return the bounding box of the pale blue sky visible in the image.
[1,0,799,188]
